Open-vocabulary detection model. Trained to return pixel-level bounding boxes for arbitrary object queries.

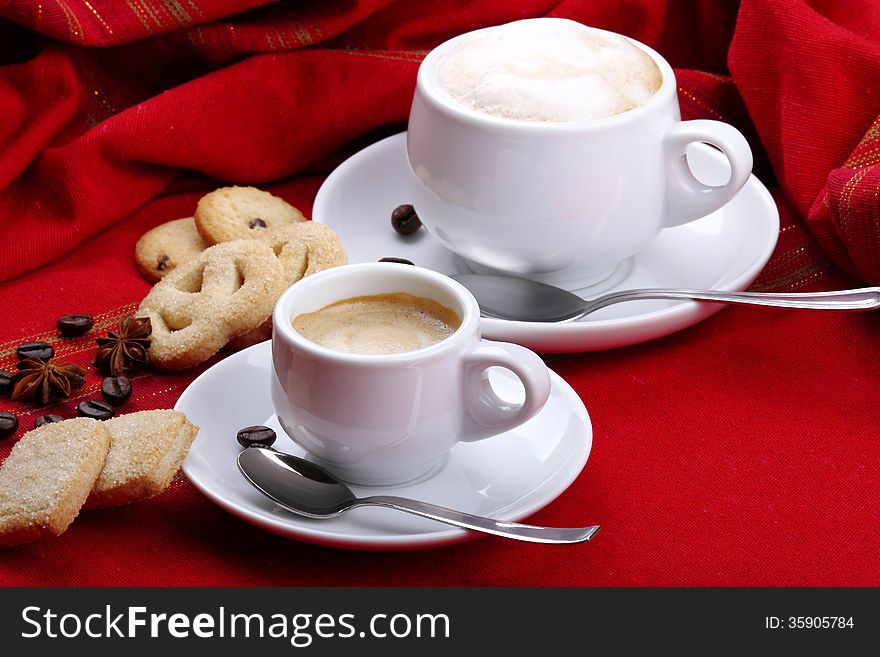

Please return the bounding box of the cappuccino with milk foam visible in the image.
[434,18,662,123]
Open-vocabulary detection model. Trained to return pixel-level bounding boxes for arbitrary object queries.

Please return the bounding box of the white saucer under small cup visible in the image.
[177,341,592,550]
[312,132,780,352]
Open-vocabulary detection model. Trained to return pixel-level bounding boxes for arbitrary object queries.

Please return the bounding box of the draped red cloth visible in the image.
[0,1,878,586]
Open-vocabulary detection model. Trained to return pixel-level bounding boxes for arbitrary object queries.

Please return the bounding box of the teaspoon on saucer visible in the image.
[237,446,600,544]
[451,274,880,323]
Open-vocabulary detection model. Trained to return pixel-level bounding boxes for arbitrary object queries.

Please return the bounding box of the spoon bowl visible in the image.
[237,446,599,544]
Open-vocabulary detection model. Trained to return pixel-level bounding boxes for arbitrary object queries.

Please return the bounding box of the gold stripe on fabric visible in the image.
[676,87,727,122]
[861,120,880,144]
[0,304,138,357]
[0,372,151,417]
[185,0,203,18]
[54,0,83,42]
[292,21,313,46]
[137,0,165,32]
[82,0,113,34]
[265,30,278,51]
[837,167,871,235]
[751,261,827,292]
[273,27,290,49]
[187,25,208,50]
[698,71,735,85]
[844,144,880,169]
[125,0,154,34]
[338,50,426,64]
[162,0,192,25]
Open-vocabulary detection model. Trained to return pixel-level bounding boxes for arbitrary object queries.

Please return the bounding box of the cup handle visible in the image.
[460,339,552,442]
[662,119,753,227]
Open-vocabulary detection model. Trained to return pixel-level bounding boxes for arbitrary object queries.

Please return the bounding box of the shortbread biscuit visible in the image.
[134,217,207,283]
[225,222,347,351]
[194,186,306,245]
[0,418,110,548]
[260,222,347,281]
[137,239,286,370]
[85,410,198,510]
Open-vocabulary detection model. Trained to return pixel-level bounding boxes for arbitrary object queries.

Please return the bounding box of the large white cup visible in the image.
[271,263,552,486]
[406,18,753,289]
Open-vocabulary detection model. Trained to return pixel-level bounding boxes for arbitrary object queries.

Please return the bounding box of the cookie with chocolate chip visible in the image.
[134,217,207,283]
[194,186,306,245]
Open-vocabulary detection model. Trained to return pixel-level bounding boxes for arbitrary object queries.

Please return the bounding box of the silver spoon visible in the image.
[237,446,599,544]
[451,274,880,323]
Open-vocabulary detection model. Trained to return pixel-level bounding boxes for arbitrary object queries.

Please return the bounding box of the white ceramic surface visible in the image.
[178,341,592,551]
[312,132,779,353]
[271,263,550,486]
[406,18,753,286]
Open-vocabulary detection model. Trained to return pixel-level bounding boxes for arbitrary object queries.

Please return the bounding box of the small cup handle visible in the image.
[460,339,552,442]
[662,119,753,227]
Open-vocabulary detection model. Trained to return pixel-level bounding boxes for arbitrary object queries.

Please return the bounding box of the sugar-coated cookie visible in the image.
[194,186,306,245]
[260,222,347,281]
[0,418,110,547]
[136,240,287,370]
[134,217,207,283]
[84,410,198,509]
[225,223,347,351]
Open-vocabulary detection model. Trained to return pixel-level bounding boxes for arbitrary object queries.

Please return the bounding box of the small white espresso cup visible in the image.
[270,263,552,486]
[407,18,754,289]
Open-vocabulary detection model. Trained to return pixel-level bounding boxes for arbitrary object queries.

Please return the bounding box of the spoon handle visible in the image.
[581,287,880,316]
[359,495,599,544]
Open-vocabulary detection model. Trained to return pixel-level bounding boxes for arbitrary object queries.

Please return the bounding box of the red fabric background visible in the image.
[0,0,878,586]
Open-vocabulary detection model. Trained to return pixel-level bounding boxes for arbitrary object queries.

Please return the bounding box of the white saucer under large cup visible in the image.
[312,132,780,353]
[177,341,592,551]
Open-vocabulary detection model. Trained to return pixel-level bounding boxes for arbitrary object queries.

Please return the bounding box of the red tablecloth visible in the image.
[1,0,878,586]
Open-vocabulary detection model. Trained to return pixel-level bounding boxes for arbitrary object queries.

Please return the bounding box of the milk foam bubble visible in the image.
[434,18,662,122]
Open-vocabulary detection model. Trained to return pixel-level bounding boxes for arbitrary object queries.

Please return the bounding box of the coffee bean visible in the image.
[34,414,64,429]
[77,400,114,421]
[57,314,94,337]
[101,375,132,406]
[391,204,422,235]
[0,370,13,395]
[0,412,19,439]
[378,257,415,266]
[17,341,54,362]
[236,425,276,449]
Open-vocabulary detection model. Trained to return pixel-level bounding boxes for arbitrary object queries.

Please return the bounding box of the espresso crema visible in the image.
[434,18,662,123]
[292,293,461,355]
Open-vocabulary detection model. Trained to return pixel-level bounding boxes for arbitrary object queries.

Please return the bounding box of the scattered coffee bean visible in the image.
[0,411,19,439]
[77,400,114,421]
[57,314,94,337]
[101,375,132,406]
[248,217,267,229]
[378,257,415,266]
[17,341,54,362]
[0,370,13,395]
[34,414,64,429]
[236,425,277,449]
[391,204,422,235]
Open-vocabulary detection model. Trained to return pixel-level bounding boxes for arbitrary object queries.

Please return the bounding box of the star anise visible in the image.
[92,316,152,375]
[11,358,87,405]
